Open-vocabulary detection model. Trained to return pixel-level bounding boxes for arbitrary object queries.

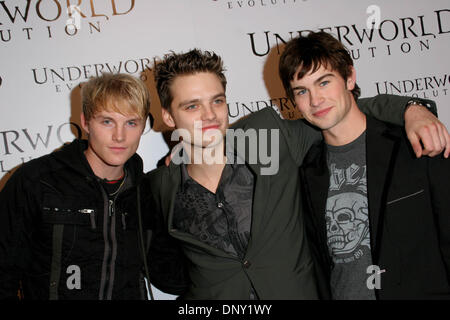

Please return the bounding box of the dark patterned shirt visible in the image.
[173,160,254,259]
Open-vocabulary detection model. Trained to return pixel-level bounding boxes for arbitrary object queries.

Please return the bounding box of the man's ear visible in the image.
[346,66,356,91]
[80,113,89,134]
[162,108,176,128]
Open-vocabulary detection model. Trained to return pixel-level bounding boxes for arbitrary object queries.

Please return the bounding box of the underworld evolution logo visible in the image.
[0,0,136,43]
[0,121,82,173]
[228,97,300,121]
[31,57,154,92]
[248,8,450,60]
[374,73,450,99]
[212,0,307,10]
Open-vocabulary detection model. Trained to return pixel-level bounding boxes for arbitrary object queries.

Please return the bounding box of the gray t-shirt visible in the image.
[326,131,376,300]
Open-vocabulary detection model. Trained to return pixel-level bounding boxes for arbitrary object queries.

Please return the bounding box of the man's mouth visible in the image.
[313,107,333,117]
[201,125,220,132]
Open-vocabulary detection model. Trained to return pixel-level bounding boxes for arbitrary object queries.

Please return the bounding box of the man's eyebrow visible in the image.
[126,117,141,121]
[177,92,226,108]
[314,73,335,84]
[94,114,112,119]
[291,73,335,91]
[291,84,306,91]
[178,98,200,108]
[94,114,141,121]
[212,93,226,100]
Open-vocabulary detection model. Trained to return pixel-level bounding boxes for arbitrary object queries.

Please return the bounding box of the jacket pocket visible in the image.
[42,209,95,226]
[41,193,97,228]
[386,189,424,206]
[40,194,99,299]
[384,188,427,248]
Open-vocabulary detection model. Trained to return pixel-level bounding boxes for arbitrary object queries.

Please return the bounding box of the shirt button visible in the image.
[217,202,224,208]
[243,260,251,268]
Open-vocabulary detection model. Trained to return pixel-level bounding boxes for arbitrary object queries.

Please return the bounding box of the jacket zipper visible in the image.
[80,209,96,229]
[98,188,110,300]
[43,207,94,214]
[99,190,120,300]
[42,207,96,230]
[108,199,114,217]
[105,197,118,300]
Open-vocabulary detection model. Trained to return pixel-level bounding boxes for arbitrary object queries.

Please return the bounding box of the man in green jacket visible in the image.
[147,49,449,299]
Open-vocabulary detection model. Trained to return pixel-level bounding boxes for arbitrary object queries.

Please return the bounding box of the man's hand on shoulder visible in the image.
[405,104,450,158]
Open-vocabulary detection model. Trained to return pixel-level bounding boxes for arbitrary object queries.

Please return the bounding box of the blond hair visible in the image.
[81,73,150,120]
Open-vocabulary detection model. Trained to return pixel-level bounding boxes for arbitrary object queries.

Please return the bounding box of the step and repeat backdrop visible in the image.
[1,0,449,299]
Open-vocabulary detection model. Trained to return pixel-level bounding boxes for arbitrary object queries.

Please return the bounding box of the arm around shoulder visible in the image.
[358,94,414,125]
[230,106,321,166]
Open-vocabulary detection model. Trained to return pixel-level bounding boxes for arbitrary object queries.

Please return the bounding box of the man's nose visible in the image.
[201,104,217,121]
[113,126,125,142]
[310,89,324,107]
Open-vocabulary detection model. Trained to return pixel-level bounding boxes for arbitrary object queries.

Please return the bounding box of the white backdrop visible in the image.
[1,0,449,299]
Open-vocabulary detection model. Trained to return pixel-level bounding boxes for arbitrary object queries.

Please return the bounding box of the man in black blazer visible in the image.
[279,31,450,299]
[147,48,450,299]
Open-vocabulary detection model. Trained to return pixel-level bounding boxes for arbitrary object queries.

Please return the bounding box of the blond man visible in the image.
[0,73,187,300]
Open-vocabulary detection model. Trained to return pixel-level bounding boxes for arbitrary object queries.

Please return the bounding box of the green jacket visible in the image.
[147,94,415,299]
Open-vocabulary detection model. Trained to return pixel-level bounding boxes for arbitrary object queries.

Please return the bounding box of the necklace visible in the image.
[108,170,127,197]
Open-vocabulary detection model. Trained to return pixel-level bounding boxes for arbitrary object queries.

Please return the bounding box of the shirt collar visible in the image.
[179,150,242,193]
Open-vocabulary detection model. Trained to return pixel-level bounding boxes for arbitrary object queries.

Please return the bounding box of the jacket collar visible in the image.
[162,160,182,231]
[365,116,401,261]
[50,139,144,188]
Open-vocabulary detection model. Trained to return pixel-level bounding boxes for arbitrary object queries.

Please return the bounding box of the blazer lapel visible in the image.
[235,122,271,254]
[365,117,400,263]
[302,141,330,240]
[246,162,270,254]
[161,161,181,231]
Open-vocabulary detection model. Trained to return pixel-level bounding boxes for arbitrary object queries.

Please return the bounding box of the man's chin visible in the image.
[104,155,130,167]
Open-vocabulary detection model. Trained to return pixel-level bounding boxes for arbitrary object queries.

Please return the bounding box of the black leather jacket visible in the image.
[0,139,188,300]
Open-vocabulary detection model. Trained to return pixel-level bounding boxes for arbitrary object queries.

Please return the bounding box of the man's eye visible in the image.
[296,89,306,96]
[214,98,225,104]
[185,105,197,110]
[102,119,112,125]
[127,121,137,126]
[320,80,330,87]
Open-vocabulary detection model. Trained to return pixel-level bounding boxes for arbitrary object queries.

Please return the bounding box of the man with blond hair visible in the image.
[0,73,187,300]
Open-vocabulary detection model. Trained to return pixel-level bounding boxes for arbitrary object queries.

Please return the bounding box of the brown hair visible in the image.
[154,49,227,110]
[279,31,361,101]
[81,73,150,121]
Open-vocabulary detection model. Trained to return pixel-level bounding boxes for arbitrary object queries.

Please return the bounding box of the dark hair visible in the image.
[154,49,227,110]
[279,31,360,101]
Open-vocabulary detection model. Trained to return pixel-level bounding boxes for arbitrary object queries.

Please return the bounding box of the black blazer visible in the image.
[301,116,450,299]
